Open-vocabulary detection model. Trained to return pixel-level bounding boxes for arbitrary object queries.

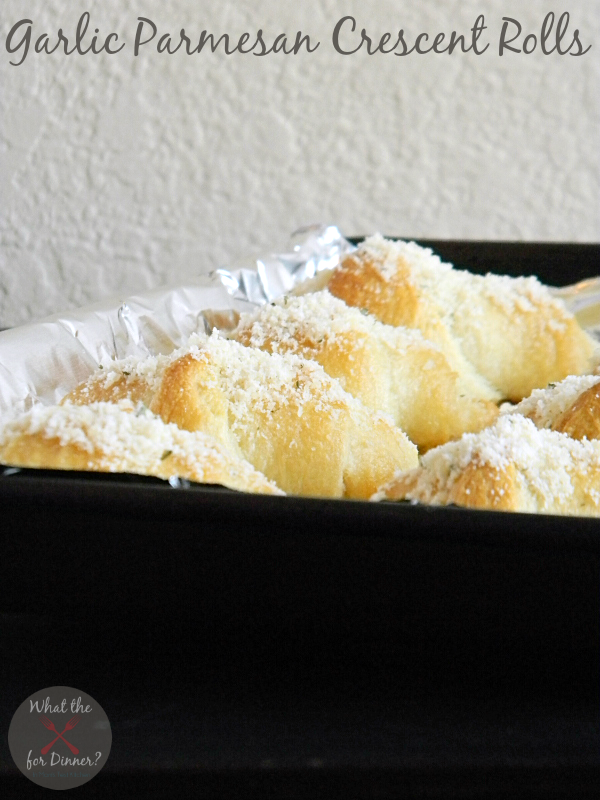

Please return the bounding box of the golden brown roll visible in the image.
[65,334,418,499]
[328,235,596,402]
[233,290,499,451]
[374,414,600,516]
[553,383,600,440]
[0,400,284,495]
[503,374,600,441]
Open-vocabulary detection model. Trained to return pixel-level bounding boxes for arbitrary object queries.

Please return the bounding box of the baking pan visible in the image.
[1,241,599,798]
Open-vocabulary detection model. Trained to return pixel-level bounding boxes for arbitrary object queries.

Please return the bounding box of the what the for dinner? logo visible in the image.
[8,686,112,790]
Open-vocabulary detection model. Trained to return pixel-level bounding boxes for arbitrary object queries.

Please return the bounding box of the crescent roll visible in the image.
[233,290,499,451]
[375,414,600,517]
[65,334,418,499]
[503,374,600,441]
[328,235,596,402]
[0,400,283,495]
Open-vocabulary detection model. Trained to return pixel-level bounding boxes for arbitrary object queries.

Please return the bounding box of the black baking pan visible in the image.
[1,241,599,799]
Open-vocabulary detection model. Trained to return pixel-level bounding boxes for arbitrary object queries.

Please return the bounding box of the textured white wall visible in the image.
[1,0,599,326]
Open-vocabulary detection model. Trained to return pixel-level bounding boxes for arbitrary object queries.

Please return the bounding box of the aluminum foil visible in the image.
[0,225,355,416]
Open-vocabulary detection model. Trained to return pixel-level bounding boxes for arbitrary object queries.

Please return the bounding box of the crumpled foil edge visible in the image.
[0,225,355,416]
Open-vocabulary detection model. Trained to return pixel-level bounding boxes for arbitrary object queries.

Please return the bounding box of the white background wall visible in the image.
[1,0,598,327]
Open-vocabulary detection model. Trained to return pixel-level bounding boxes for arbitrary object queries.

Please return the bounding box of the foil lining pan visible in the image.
[0,225,354,416]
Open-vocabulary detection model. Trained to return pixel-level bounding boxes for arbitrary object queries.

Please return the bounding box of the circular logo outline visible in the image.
[8,686,112,790]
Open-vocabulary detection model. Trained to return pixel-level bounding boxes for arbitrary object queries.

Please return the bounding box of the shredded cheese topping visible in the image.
[377,414,600,509]
[236,289,433,352]
[0,399,283,493]
[502,375,600,428]
[77,330,397,433]
[359,234,570,323]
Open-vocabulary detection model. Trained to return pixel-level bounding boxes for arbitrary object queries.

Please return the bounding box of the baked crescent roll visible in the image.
[0,400,283,495]
[503,374,600,441]
[328,235,596,402]
[375,414,600,516]
[233,290,499,451]
[65,334,418,499]
[552,382,600,440]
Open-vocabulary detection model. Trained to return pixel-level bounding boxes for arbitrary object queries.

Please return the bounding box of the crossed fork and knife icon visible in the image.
[39,715,80,755]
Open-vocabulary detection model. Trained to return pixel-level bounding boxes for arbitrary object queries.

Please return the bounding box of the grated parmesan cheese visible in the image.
[359,234,568,322]
[501,375,600,428]
[0,399,283,494]
[235,289,434,354]
[375,414,600,513]
[191,331,397,433]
